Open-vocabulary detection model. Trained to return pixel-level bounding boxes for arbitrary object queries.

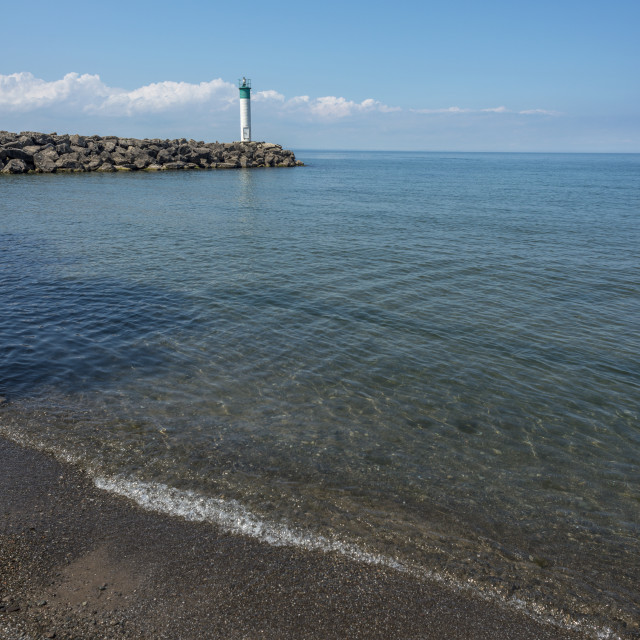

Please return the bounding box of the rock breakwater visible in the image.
[0,131,303,174]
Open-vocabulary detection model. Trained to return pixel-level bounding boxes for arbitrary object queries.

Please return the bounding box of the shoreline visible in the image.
[0,436,593,640]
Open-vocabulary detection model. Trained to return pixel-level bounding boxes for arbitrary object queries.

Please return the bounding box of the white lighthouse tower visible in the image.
[239,77,251,142]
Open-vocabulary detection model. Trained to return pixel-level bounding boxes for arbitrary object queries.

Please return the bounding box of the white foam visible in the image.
[93,473,407,571]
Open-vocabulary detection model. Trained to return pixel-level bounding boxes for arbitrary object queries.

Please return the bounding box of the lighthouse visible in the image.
[239,77,251,142]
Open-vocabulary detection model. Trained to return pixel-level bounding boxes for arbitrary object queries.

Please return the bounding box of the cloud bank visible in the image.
[0,72,585,151]
[410,106,561,116]
[0,72,237,116]
[0,72,557,121]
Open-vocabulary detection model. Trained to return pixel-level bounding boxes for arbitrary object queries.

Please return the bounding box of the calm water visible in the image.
[1,152,639,637]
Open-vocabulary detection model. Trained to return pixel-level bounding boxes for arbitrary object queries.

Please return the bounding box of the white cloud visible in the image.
[0,72,236,116]
[518,108,562,116]
[411,106,471,114]
[0,72,110,110]
[283,95,399,119]
[253,90,285,102]
[411,105,560,116]
[95,79,236,115]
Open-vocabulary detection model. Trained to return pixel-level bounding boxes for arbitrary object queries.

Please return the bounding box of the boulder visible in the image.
[163,161,186,170]
[133,155,152,170]
[0,131,18,145]
[55,155,84,170]
[0,148,34,164]
[156,148,175,163]
[33,148,59,173]
[69,134,86,147]
[86,158,104,171]
[1,158,29,173]
[111,152,128,165]
[70,145,89,156]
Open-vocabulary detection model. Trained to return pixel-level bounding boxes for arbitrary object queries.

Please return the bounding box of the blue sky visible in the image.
[1,0,638,151]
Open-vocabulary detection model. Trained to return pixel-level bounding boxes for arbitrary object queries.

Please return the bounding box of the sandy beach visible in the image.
[0,436,594,640]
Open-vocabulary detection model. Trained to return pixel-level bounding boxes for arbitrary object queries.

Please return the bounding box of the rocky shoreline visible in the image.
[0,131,303,174]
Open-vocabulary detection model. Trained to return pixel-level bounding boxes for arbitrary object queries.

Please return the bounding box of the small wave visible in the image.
[93,473,407,571]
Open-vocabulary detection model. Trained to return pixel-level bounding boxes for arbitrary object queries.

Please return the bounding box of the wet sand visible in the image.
[0,436,592,640]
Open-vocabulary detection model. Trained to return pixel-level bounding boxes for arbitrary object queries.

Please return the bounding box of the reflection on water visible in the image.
[1,152,639,637]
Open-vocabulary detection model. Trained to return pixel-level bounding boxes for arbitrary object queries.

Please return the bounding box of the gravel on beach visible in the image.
[0,437,592,640]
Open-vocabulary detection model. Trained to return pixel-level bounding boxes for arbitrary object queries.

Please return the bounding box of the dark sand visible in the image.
[0,436,593,640]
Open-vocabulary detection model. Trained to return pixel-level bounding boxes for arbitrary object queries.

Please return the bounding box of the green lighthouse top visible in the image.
[238,77,251,100]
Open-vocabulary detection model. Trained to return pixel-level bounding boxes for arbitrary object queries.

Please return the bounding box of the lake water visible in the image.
[1,151,639,638]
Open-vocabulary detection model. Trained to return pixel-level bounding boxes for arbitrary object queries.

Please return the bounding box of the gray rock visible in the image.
[33,148,59,173]
[133,155,152,170]
[0,147,33,163]
[1,158,28,173]
[156,148,175,163]
[86,158,104,171]
[111,152,128,165]
[69,134,86,147]
[0,131,18,145]
[55,155,84,170]
[70,144,89,156]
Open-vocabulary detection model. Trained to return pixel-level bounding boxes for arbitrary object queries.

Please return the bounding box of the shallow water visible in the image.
[1,152,639,637]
